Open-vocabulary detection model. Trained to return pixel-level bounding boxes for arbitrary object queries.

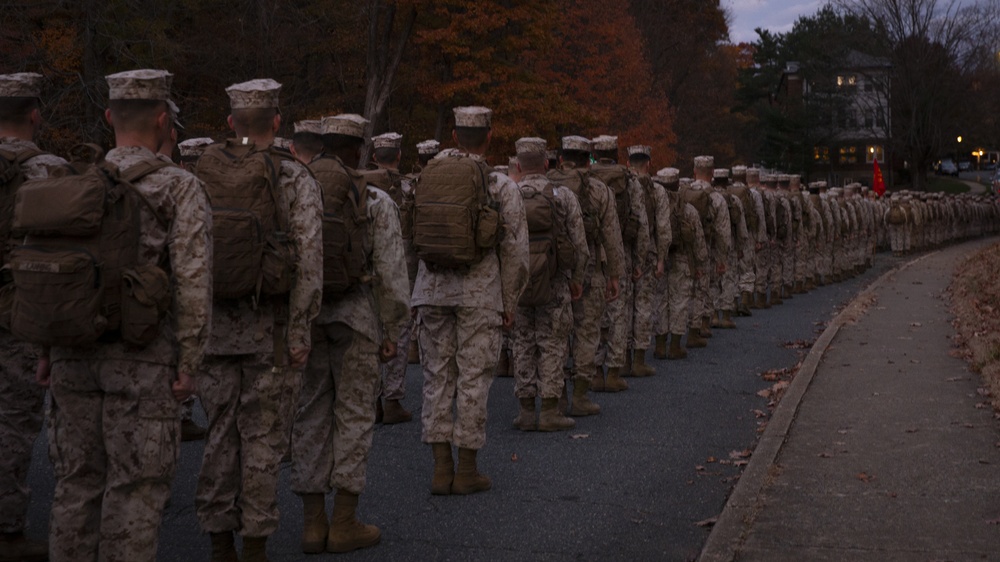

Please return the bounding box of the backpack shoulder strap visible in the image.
[117,158,175,229]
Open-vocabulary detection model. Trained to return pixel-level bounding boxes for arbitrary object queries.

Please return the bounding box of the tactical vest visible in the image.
[196,140,296,301]
[7,153,172,347]
[309,155,370,296]
[411,153,500,268]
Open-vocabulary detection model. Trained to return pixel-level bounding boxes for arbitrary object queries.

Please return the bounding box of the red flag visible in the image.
[873,157,886,196]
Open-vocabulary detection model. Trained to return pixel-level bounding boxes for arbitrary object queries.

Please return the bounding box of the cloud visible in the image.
[726,0,825,44]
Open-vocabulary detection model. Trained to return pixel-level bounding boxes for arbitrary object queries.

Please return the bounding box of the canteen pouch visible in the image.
[475,205,501,249]
[121,264,171,347]
[261,232,296,296]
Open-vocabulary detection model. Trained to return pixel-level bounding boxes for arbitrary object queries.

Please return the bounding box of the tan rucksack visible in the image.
[590,161,640,242]
[0,146,43,271]
[519,182,571,307]
[309,155,370,295]
[727,184,757,234]
[7,150,172,346]
[195,140,296,301]
[547,167,598,240]
[360,167,406,206]
[637,175,658,241]
[411,153,500,268]
[679,184,711,224]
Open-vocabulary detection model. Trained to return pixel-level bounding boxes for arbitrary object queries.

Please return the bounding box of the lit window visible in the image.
[839,146,858,164]
[814,146,830,164]
[865,145,884,163]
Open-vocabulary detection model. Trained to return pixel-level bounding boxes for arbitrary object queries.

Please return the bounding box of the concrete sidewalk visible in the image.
[701,238,1000,562]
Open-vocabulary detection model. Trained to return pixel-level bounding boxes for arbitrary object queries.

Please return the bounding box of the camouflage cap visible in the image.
[226,78,281,110]
[453,106,492,128]
[731,165,747,179]
[416,139,440,155]
[591,135,618,151]
[0,73,43,98]
[273,136,291,150]
[655,167,680,182]
[106,69,173,101]
[561,135,591,152]
[373,132,402,149]
[322,114,368,138]
[679,177,693,188]
[545,149,558,161]
[627,145,651,158]
[515,137,546,155]
[693,155,714,169]
[494,165,509,175]
[294,119,323,135]
[713,168,730,179]
[178,137,215,158]
[746,167,761,181]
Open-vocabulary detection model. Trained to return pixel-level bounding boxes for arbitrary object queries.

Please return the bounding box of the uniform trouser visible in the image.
[197,352,293,537]
[291,322,378,496]
[381,318,413,401]
[889,225,905,252]
[599,254,634,368]
[754,241,770,293]
[717,250,739,311]
[631,257,659,350]
[768,240,784,291]
[692,264,711,320]
[571,270,606,378]
[0,336,43,534]
[48,357,179,562]
[738,240,755,293]
[656,255,693,335]
[513,286,570,400]
[795,236,809,282]
[418,305,501,450]
[781,239,796,286]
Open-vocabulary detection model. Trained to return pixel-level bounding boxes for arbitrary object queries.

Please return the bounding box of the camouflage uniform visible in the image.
[696,182,732,322]
[771,185,792,295]
[512,177,589,400]
[196,156,323,537]
[412,152,529,450]
[48,145,212,562]
[291,186,409,495]
[0,137,65,536]
[630,174,670,352]
[655,190,707,337]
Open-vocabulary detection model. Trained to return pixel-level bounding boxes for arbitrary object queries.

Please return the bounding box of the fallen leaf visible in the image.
[905,428,919,433]
[729,449,752,460]
[511,453,518,462]
[734,460,749,467]
[978,388,992,397]
[946,376,970,381]
[570,433,589,439]
[987,518,1000,525]
[856,472,874,483]
[752,409,767,418]
[695,465,706,472]
[964,423,976,429]
[910,322,922,327]
[695,517,718,528]
[818,452,833,458]
[706,456,717,463]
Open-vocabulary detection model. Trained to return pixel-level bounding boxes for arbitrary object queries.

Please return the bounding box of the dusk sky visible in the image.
[725,0,826,44]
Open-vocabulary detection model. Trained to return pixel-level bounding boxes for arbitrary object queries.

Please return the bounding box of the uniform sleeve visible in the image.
[368,190,410,341]
[687,206,709,267]
[283,163,324,350]
[558,186,590,286]
[593,179,625,279]
[628,177,650,261]
[734,198,750,250]
[167,174,213,375]
[494,173,529,317]
[711,193,732,255]
[751,191,767,242]
[654,184,671,259]
[23,153,68,180]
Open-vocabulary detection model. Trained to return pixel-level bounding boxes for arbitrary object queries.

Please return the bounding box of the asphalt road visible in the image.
[21,254,904,561]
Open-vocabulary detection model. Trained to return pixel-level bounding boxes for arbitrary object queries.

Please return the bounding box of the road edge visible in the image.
[696,253,935,562]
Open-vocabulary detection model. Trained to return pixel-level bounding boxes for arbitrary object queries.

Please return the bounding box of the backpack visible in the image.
[547,167,598,240]
[518,183,560,307]
[638,175,658,241]
[726,192,743,229]
[195,140,296,301]
[7,149,172,347]
[727,184,757,234]
[309,155,370,295]
[775,197,789,239]
[360,167,405,206]
[590,161,639,243]
[679,184,711,223]
[0,146,43,271]
[411,154,500,268]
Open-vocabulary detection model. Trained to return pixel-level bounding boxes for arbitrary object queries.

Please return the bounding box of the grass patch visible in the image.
[926,176,970,193]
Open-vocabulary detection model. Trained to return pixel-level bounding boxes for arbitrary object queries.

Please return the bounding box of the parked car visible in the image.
[937,159,959,176]
[983,161,997,171]
[958,160,972,172]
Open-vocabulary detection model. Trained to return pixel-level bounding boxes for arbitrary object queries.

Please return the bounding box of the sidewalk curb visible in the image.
[696,254,936,562]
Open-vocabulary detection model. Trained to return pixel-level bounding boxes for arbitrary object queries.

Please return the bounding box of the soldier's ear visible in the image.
[272,113,281,134]
[104,108,113,126]
[451,129,458,145]
[226,115,234,131]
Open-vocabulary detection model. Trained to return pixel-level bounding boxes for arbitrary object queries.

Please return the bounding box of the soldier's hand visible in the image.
[632,266,643,281]
[172,372,196,402]
[716,263,727,275]
[569,281,584,301]
[379,339,397,363]
[655,259,665,279]
[36,356,51,388]
[605,277,620,302]
[502,311,515,331]
[289,346,311,369]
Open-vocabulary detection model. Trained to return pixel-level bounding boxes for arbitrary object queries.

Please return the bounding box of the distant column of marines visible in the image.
[1,69,999,562]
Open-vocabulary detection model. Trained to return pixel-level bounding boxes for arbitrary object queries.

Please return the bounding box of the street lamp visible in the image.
[957,136,962,164]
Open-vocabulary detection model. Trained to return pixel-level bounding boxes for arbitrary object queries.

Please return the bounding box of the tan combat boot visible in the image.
[430,442,454,495]
[630,349,655,377]
[748,290,761,309]
[591,366,607,392]
[710,311,723,328]
[719,310,736,329]
[653,334,668,359]
[686,327,707,349]
[327,491,381,553]
[382,399,412,424]
[738,291,753,316]
[805,276,817,291]
[210,531,239,562]
[700,316,713,338]
[512,397,536,431]
[667,334,687,359]
[241,536,269,562]
[770,288,783,305]
[538,397,576,431]
[755,291,770,309]
[568,376,601,416]
[0,532,47,562]
[792,280,805,294]
[558,383,568,414]
[300,494,328,554]
[604,367,629,392]
[452,448,491,495]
